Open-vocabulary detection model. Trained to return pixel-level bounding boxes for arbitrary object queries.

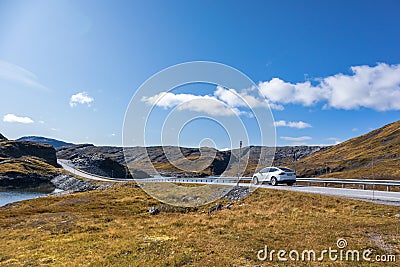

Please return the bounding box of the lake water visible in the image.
[0,189,62,207]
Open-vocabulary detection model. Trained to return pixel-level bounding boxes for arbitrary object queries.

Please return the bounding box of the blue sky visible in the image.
[0,0,399,148]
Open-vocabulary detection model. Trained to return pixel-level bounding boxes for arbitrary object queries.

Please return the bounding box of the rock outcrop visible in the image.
[0,135,61,189]
[70,153,134,178]
[57,144,149,178]
[51,174,111,192]
[0,140,58,167]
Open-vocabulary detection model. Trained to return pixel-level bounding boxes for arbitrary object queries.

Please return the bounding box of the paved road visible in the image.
[58,160,400,206]
[256,183,400,206]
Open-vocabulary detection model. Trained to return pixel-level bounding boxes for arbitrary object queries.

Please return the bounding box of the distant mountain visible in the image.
[17,136,74,148]
[297,120,400,179]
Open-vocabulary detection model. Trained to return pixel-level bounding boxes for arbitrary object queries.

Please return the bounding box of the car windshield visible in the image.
[279,167,294,172]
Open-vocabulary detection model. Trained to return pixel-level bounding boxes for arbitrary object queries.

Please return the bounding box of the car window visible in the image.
[279,167,294,172]
[269,168,278,172]
[261,168,269,173]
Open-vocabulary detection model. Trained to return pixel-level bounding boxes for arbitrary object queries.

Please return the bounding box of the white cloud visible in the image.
[177,98,245,116]
[0,60,47,90]
[321,63,400,110]
[259,78,326,106]
[280,136,312,142]
[141,92,208,109]
[259,63,400,111]
[351,128,359,132]
[214,86,261,108]
[214,86,284,111]
[3,114,34,124]
[141,91,245,116]
[69,92,94,107]
[141,85,282,117]
[274,120,312,129]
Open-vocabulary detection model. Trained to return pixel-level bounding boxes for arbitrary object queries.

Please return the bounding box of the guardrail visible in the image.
[138,177,243,184]
[296,178,400,192]
[138,177,400,192]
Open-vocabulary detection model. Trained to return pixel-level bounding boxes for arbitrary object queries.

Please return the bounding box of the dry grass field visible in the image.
[297,120,400,179]
[0,183,399,266]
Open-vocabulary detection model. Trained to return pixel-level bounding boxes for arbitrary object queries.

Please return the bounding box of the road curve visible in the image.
[58,160,400,206]
[57,159,132,182]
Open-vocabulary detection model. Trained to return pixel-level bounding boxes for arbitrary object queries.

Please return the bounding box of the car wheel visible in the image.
[287,182,294,186]
[270,177,278,186]
[252,176,259,185]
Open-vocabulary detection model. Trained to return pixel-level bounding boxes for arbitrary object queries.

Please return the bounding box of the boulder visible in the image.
[149,206,160,215]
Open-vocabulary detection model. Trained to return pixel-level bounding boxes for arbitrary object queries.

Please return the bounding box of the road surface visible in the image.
[257,183,400,206]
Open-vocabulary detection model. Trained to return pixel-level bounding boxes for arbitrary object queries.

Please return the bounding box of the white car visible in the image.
[252,166,296,186]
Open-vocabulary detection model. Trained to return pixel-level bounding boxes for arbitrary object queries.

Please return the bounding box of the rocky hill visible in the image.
[0,134,61,189]
[17,136,74,148]
[57,144,149,178]
[297,120,400,179]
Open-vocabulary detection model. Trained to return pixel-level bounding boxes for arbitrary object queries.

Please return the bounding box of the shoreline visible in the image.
[0,174,113,207]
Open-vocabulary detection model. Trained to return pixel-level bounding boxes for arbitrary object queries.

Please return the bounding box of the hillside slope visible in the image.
[297,120,400,179]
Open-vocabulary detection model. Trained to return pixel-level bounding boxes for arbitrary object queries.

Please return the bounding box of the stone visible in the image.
[149,206,160,215]
[208,203,223,215]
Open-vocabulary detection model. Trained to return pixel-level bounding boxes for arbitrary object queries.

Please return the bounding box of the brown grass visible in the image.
[0,183,399,266]
[297,121,400,179]
[0,156,60,177]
